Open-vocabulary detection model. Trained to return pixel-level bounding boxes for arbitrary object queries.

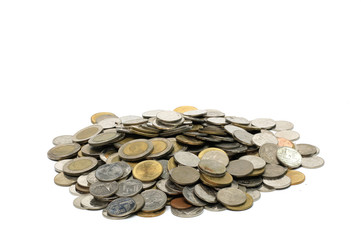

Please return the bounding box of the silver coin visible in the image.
[251,118,276,129]
[238,185,247,192]
[116,179,143,197]
[247,189,261,201]
[81,144,102,157]
[174,151,200,167]
[205,109,225,118]
[226,159,254,177]
[183,109,207,117]
[80,195,108,210]
[171,206,204,218]
[237,177,263,188]
[141,189,167,212]
[72,125,103,144]
[132,194,145,213]
[95,162,124,182]
[164,179,183,195]
[263,175,291,189]
[206,117,227,126]
[205,203,226,212]
[88,131,123,147]
[158,160,169,179]
[216,187,247,206]
[257,184,275,192]
[252,132,278,147]
[54,159,71,173]
[156,179,180,195]
[224,124,244,135]
[239,155,266,170]
[277,147,302,168]
[90,181,119,198]
[142,109,165,118]
[120,115,142,123]
[296,144,318,157]
[69,184,81,196]
[102,209,131,220]
[262,164,287,178]
[77,174,90,187]
[275,130,300,141]
[98,117,121,129]
[259,143,279,165]
[86,170,99,185]
[73,194,89,209]
[123,118,148,126]
[200,150,229,166]
[198,159,226,177]
[106,197,136,217]
[141,180,157,190]
[117,161,132,180]
[99,147,118,162]
[274,120,294,131]
[233,129,254,146]
[302,156,325,168]
[182,186,207,207]
[52,135,73,145]
[194,184,217,203]
[225,116,250,125]
[169,166,200,185]
[156,111,182,123]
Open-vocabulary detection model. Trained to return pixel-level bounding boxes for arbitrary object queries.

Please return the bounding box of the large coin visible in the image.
[95,162,124,181]
[88,131,123,147]
[133,160,163,182]
[275,130,300,141]
[169,166,200,185]
[89,181,119,198]
[194,183,217,203]
[198,159,226,177]
[118,139,154,161]
[182,186,207,207]
[259,143,279,164]
[226,159,254,178]
[198,148,229,166]
[239,155,266,170]
[106,198,136,217]
[174,151,200,167]
[47,143,81,161]
[141,189,167,212]
[116,179,143,197]
[63,157,98,176]
[295,144,318,157]
[233,129,254,146]
[171,206,204,218]
[147,138,173,159]
[216,187,247,206]
[301,156,325,168]
[72,125,103,144]
[277,147,302,168]
[263,175,291,189]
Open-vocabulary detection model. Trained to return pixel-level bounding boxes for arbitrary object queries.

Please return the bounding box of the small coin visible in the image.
[252,133,278,147]
[156,111,182,123]
[52,135,73,145]
[137,207,166,217]
[217,187,247,206]
[47,143,81,161]
[198,148,229,166]
[277,137,295,148]
[165,178,183,194]
[224,193,253,211]
[277,147,302,168]
[173,106,198,113]
[91,112,117,124]
[170,166,200,185]
[123,118,148,126]
[95,162,124,182]
[262,164,287,178]
[251,118,276,129]
[90,181,119,198]
[302,156,325,168]
[237,176,263,188]
[225,116,250,125]
[54,172,77,186]
[141,189,167,212]
[198,159,226,177]
[194,183,217,203]
[171,206,204,218]
[106,197,136,217]
[116,179,143,197]
[80,195,108,210]
[275,130,300,141]
[147,138,173,159]
[170,197,193,209]
[274,120,294,131]
[102,209,131,220]
[168,138,187,156]
[233,129,254,146]
[54,159,72,172]
[72,125,103,144]
[286,170,306,185]
[182,186,207,207]
[133,160,163,182]
[263,175,291,189]
[200,172,233,187]
[239,155,266,170]
[63,157,98,176]
[296,144,318,157]
[88,131,123,147]
[259,143,279,165]
[118,139,154,161]
[174,151,200,167]
[246,189,261,201]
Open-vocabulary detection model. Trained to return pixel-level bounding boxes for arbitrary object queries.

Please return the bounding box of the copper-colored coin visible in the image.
[170,197,192,210]
[173,106,198,113]
[54,172,77,186]
[200,172,233,187]
[176,135,204,146]
[286,170,306,185]
[91,112,117,124]
[133,160,163,182]
[167,157,178,171]
[136,207,166,217]
[277,137,295,148]
[224,193,253,211]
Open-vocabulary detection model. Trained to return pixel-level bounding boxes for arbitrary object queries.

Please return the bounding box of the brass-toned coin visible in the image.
[118,139,154,161]
[176,135,204,146]
[47,143,81,161]
[54,172,77,186]
[63,157,98,176]
[173,106,198,113]
[277,137,295,148]
[168,138,187,156]
[200,172,233,187]
[88,131,124,147]
[170,197,193,209]
[224,193,253,211]
[91,112,117,124]
[72,125,103,144]
[137,207,166,217]
[286,170,306,185]
[147,138,173,159]
[246,168,265,177]
[133,160,163,182]
[52,135,73,145]
[81,144,102,157]
[168,157,177,170]
[169,166,200,185]
[198,147,229,166]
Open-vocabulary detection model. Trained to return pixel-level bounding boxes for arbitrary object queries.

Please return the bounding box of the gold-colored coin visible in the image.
[173,106,198,113]
[133,160,163,182]
[198,147,227,159]
[176,135,204,146]
[286,170,305,185]
[190,124,204,131]
[168,157,177,171]
[72,125,103,144]
[200,172,233,187]
[225,193,253,211]
[63,157,98,176]
[47,143,81,161]
[91,112,117,124]
[136,207,166,217]
[77,150,84,157]
[246,168,265,177]
[118,139,154,161]
[54,172,77,186]
[147,138,173,159]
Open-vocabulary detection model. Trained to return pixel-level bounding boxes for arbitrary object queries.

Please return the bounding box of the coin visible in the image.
[156,179,180,195]
[277,147,302,168]
[247,189,261,201]
[286,170,305,185]
[52,135,73,145]
[259,143,279,165]
[72,125,103,144]
[167,157,177,171]
[200,172,233,187]
[277,137,295,148]
[118,139,154,161]
[54,172,77,186]
[88,131,123,147]
[169,166,200,185]
[90,181,119,198]
[262,164,287,178]
[194,183,217,203]
[137,208,166,217]
[301,156,325,168]
[116,179,143,197]
[225,116,250,125]
[147,138,173,159]
[257,184,275,192]
[205,109,225,118]
[263,175,291,189]
[113,137,135,149]
[237,176,263,188]
[252,133,278,147]
[73,194,88,209]
[205,203,226,211]
[142,109,165,118]
[95,162,124,181]
[226,160,254,178]
[156,111,182,123]
[176,135,204,146]
[123,118,148,126]
[75,183,89,193]
[91,112,117,124]
[106,197,136,217]
[206,117,227,125]
[80,195,108,210]
[170,197,193,209]
[54,159,72,172]
[198,148,229,166]
[217,187,247,206]
[233,129,254,146]
[173,106,198,113]
[183,109,207,117]
[239,155,266,170]
[63,157,98,176]
[47,143,81,161]
[198,159,226,177]
[224,193,253,211]
[132,194,145,213]
[69,184,81,196]
[168,138,187,156]
[274,120,294,131]
[86,170,99,185]
[133,160,163,182]
[100,147,118,162]
[251,118,276,129]
[157,160,169,179]
[171,206,204,218]
[81,144,102,157]
[141,189,167,212]
[98,117,121,129]
[275,130,300,141]
[182,186,207,207]
[77,174,90,187]
[295,144,318,157]
[174,151,200,167]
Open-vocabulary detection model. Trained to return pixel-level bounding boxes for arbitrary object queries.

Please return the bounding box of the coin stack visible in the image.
[48,106,325,219]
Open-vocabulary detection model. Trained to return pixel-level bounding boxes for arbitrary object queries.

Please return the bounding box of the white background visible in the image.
[1,1,360,239]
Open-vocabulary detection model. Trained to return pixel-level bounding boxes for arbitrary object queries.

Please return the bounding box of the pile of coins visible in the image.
[48,106,325,219]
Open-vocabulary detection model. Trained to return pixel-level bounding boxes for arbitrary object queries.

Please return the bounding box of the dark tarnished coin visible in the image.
[239,155,266,170]
[52,135,73,145]
[88,131,123,147]
[182,186,207,207]
[226,159,254,178]
[302,156,325,168]
[170,197,193,209]
[90,181,118,198]
[47,143,81,161]
[147,138,173,159]
[259,143,279,164]
[233,129,254,146]
[116,179,143,197]
[170,166,200,185]
[63,157,98,176]
[217,187,247,206]
[237,177,263,188]
[194,183,217,203]
[296,144,318,157]
[174,151,200,167]
[72,125,103,144]
[263,175,291,189]
[106,197,136,217]
[198,159,226,177]
[171,206,204,218]
[118,139,154,161]
[277,147,302,168]
[141,189,167,212]
[95,162,124,182]
[262,164,287,178]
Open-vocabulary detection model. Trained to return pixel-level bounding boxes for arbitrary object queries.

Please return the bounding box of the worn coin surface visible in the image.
[97,117,121,129]
[72,125,103,144]
[251,118,276,129]
[95,162,124,181]
[277,147,302,168]
[141,189,167,212]
[247,189,261,201]
[118,139,154,161]
[263,175,291,189]
[286,170,306,185]
[275,130,300,141]
[170,197,193,209]
[259,143,279,164]
[48,143,81,161]
[174,151,200,167]
[106,198,136,217]
[54,172,77,186]
[90,181,119,198]
[296,144,318,157]
[116,179,143,197]
[77,174,90,187]
[170,166,200,185]
[182,186,207,207]
[252,133,278,147]
[233,129,254,146]
[80,195,108,210]
[262,164,287,178]
[225,193,253,211]
[274,120,294,131]
[88,131,123,147]
[171,206,204,218]
[63,157,98,176]
[198,148,229,166]
[194,184,217,203]
[52,135,73,145]
[237,177,263,188]
[198,159,226,177]
[133,160,163,182]
[217,188,247,206]
[239,155,266,170]
[302,156,325,168]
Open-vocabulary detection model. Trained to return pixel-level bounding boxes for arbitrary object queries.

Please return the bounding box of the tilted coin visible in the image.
[251,118,276,129]
[102,209,130,220]
[302,156,325,168]
[156,179,180,195]
[296,143,318,157]
[63,157,98,176]
[91,112,117,124]
[95,162,124,181]
[176,135,205,146]
[167,157,177,171]
[132,194,145,213]
[147,138,173,159]
[259,143,279,164]
[171,206,204,218]
[165,178,183,194]
[100,147,118,162]
[174,151,200,167]
[123,118,148,126]
[275,130,300,141]
[75,183,89,194]
[205,203,226,211]
[80,144,102,157]
[262,164,287,178]
[54,172,77,186]
[168,138,187,156]
[206,117,227,126]
[142,109,164,118]
[47,143,81,161]
[77,174,90,187]
[226,160,254,178]
[86,170,99,185]
[157,160,169,179]
[247,167,265,177]
[170,166,200,185]
[54,159,72,172]
[182,186,207,207]
[141,189,167,212]
[116,179,143,197]
[247,189,261,201]
[205,109,225,118]
[200,172,233,187]
[183,109,207,117]
[72,125,103,144]
[105,153,121,164]
[141,180,157,190]
[170,197,193,209]
[173,106,198,113]
[277,147,302,168]
[52,135,73,145]
[73,194,88,209]
[263,175,291,189]
[80,195,108,210]
[97,117,121,129]
[90,181,119,198]
[113,137,135,149]
[106,197,136,217]
[217,187,247,206]
[257,184,275,192]
[137,208,166,217]
[198,159,226,177]
[156,111,182,123]
[224,124,244,135]
[118,139,154,161]
[252,133,278,147]
[224,193,253,211]
[198,148,229,166]
[194,183,217,203]
[88,131,123,147]
[286,170,306,185]
[277,137,295,148]
[225,116,250,125]
[69,184,81,196]
[239,155,266,170]
[274,120,294,131]
[133,160,163,182]
[233,129,254,146]
[237,176,263,188]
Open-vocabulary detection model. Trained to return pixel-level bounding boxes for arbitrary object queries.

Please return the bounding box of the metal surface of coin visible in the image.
[224,124,244,135]
[257,184,275,192]
[237,176,263,188]
[217,187,247,206]
[63,157,98,176]
[137,208,166,217]
[156,111,182,123]
[174,151,200,167]
[206,117,227,125]
[247,189,261,201]
[132,194,145,213]
[198,159,226,177]
[73,194,88,209]
[106,197,136,217]
[80,144,102,157]
[225,193,253,211]
[173,106,198,113]
[133,160,163,182]
[176,135,205,146]
[95,162,124,181]
[301,156,325,168]
[156,179,181,195]
[100,147,118,162]
[90,181,118,198]
[170,166,200,185]
[54,159,71,172]
[277,137,295,148]
[147,138,173,159]
[91,112,117,124]
[296,144,318,157]
[183,109,207,117]
[205,109,225,118]
[47,143,81,161]
[72,125,103,143]
[80,195,108,210]
[157,160,169,179]
[88,131,123,147]
[116,179,143,197]
[226,159,254,178]
[97,117,121,129]
[225,116,250,125]
[170,197,193,209]
[168,138,187,156]
[277,147,302,168]
[262,164,287,178]
[182,186,207,206]
[205,203,226,211]
[69,184,81,196]
[251,118,276,129]
[118,139,154,161]
[252,133,278,147]
[86,170,99,184]
[54,172,77,186]
[286,170,306,185]
[263,175,291,189]
[240,155,266,170]
[105,153,121,164]
[102,209,131,220]
[274,120,294,131]
[259,143,279,165]
[122,118,148,126]
[165,178,183,194]
[142,109,164,118]
[233,129,254,146]
[75,183,89,193]
[141,189,167,212]
[194,184,217,203]
[77,174,90,187]
[200,172,233,187]
[171,206,204,218]
[167,157,177,171]
[275,130,300,141]
[52,135,73,145]
[199,148,229,166]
